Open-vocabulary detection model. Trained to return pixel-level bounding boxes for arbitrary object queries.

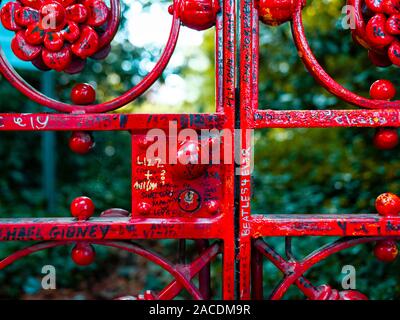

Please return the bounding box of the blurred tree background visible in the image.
[0,0,399,299]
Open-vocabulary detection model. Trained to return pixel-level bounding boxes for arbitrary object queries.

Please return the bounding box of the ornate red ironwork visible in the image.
[1,0,119,72]
[1,0,400,300]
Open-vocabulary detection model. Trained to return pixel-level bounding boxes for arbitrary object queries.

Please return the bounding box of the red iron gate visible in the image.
[0,0,400,300]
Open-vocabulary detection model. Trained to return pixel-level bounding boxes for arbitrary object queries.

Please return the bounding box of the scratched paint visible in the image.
[131,133,224,219]
[254,110,400,128]
[237,0,254,300]
[0,114,224,131]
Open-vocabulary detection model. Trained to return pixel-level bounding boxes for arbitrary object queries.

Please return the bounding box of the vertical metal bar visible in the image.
[237,0,255,300]
[41,72,56,213]
[251,6,259,113]
[216,0,224,113]
[221,0,237,300]
[285,237,295,260]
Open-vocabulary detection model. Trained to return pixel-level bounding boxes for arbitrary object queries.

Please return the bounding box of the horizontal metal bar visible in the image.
[251,214,400,236]
[254,109,400,128]
[0,113,225,131]
[0,217,223,241]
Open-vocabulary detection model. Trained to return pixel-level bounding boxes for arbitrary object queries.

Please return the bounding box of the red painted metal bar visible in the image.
[5,110,400,131]
[237,0,256,300]
[0,217,225,240]
[251,7,259,114]
[254,109,400,128]
[215,7,224,113]
[0,113,225,131]
[251,214,400,237]
[219,0,236,300]
[0,241,71,268]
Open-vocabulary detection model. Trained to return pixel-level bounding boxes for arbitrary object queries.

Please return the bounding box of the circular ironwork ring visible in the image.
[291,0,400,109]
[0,1,181,114]
[270,236,400,299]
[0,240,203,300]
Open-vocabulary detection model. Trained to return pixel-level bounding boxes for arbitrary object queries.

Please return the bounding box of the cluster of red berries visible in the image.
[369,80,399,149]
[374,192,400,262]
[1,0,111,72]
[356,0,400,67]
